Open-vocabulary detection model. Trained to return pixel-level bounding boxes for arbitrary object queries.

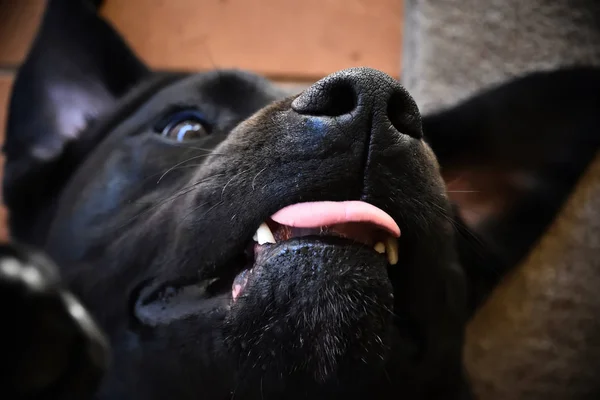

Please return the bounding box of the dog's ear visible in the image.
[3,0,148,239]
[422,69,600,309]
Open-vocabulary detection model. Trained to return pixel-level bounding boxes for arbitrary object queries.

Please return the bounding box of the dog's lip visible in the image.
[132,236,394,326]
[131,252,250,327]
[132,273,239,327]
[230,234,395,303]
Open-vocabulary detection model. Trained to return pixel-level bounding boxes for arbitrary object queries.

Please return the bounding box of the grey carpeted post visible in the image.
[401,1,600,399]
[402,0,600,114]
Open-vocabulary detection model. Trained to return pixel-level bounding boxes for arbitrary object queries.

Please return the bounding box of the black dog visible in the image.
[3,0,600,399]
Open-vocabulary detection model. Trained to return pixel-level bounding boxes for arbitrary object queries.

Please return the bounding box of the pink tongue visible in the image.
[271,201,400,237]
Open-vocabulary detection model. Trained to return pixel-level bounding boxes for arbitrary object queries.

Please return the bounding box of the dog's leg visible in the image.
[0,244,109,399]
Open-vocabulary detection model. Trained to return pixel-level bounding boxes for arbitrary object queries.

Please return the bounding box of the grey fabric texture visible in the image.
[401,1,600,398]
[402,0,600,114]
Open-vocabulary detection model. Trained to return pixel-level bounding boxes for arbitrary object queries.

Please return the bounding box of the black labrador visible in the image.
[3,0,600,399]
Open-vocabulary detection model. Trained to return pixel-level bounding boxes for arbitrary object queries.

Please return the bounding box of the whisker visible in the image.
[419,197,491,255]
[114,151,226,202]
[157,153,213,184]
[182,200,223,223]
[199,35,219,70]
[422,198,510,281]
[383,367,393,385]
[444,172,470,188]
[221,170,250,200]
[126,164,209,197]
[252,167,267,191]
[115,173,227,231]
[171,143,226,153]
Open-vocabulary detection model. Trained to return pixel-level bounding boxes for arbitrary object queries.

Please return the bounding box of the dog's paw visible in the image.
[0,243,109,399]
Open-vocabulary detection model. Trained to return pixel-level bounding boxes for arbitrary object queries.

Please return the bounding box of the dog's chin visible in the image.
[224,237,400,381]
[132,230,423,394]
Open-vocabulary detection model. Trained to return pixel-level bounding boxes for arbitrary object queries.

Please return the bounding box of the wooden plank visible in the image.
[0,73,12,242]
[0,1,44,65]
[102,0,403,79]
[0,0,403,80]
[0,73,14,144]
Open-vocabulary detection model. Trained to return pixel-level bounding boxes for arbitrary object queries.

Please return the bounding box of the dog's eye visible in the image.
[158,111,210,142]
[163,120,207,141]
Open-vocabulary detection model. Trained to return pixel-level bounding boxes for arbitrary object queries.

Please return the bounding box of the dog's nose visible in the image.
[291,67,422,139]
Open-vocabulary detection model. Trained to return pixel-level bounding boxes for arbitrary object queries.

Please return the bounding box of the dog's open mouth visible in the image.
[232,201,400,301]
[133,201,400,326]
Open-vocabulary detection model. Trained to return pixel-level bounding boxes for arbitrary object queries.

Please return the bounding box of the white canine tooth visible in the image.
[385,236,399,265]
[254,222,276,245]
[374,242,385,254]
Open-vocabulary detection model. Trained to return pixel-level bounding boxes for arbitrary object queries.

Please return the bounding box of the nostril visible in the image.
[292,80,357,117]
[386,91,423,139]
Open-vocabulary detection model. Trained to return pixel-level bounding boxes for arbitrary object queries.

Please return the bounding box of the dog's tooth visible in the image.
[385,236,399,265]
[255,222,276,245]
[374,242,386,254]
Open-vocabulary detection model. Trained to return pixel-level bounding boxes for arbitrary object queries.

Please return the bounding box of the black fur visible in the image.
[3,0,599,399]
[0,243,109,399]
[425,69,600,308]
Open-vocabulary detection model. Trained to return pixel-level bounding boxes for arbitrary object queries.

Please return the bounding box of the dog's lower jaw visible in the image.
[218,237,456,400]
[224,241,394,385]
